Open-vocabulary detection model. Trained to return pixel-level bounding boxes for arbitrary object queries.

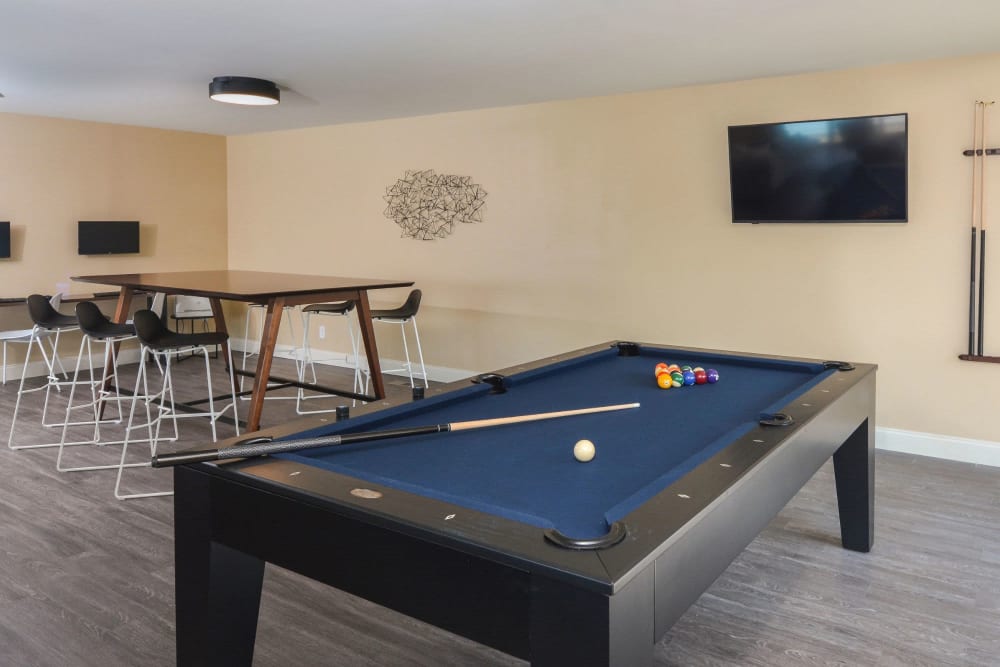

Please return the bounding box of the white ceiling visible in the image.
[2,0,998,136]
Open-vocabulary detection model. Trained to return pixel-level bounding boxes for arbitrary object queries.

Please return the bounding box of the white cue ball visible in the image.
[573,439,596,462]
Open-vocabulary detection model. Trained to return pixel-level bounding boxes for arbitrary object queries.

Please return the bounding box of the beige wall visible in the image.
[227,53,1000,443]
[0,113,228,334]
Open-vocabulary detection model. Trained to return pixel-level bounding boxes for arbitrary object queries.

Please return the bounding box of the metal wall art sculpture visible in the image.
[384,170,487,240]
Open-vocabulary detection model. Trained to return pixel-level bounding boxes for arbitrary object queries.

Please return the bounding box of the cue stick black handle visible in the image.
[979,229,987,356]
[970,226,978,356]
[152,424,449,467]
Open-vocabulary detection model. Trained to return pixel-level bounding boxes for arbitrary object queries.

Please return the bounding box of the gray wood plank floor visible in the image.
[0,354,998,666]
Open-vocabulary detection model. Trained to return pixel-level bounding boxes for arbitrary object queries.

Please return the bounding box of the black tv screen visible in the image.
[0,222,9,259]
[728,113,908,223]
[78,221,140,255]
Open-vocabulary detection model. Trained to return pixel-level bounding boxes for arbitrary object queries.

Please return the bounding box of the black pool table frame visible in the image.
[173,341,876,666]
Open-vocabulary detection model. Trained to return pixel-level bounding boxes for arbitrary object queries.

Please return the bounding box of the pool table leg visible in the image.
[529,566,655,667]
[832,417,875,552]
[174,466,265,667]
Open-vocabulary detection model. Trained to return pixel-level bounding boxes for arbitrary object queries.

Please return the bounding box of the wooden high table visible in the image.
[72,270,414,431]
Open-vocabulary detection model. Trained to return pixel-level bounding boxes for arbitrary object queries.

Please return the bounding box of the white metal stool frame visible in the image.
[295,301,363,415]
[363,290,428,393]
[115,310,240,500]
[7,294,84,450]
[55,302,177,473]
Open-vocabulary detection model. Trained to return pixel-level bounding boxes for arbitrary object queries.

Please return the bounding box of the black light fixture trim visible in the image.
[209,76,280,105]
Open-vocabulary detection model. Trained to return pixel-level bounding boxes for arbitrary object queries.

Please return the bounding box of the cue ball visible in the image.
[574,439,596,462]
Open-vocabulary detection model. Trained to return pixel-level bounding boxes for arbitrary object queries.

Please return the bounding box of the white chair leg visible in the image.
[409,316,428,388]
[115,348,172,500]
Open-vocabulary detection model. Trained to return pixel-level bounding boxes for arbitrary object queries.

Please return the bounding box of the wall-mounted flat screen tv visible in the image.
[0,222,10,259]
[728,113,908,223]
[78,220,140,255]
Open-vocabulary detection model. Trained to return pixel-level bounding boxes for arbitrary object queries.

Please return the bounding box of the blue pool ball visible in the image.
[682,370,696,386]
[706,368,720,383]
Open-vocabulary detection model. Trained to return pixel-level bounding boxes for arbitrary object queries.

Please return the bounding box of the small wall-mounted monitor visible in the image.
[0,222,10,259]
[78,220,140,255]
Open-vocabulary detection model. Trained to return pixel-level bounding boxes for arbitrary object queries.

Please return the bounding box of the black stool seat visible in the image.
[133,310,228,351]
[303,301,355,315]
[370,290,421,320]
[27,294,77,329]
[75,302,135,340]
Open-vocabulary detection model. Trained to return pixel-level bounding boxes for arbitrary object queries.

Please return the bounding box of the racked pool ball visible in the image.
[682,370,696,386]
[706,368,720,383]
[656,373,673,389]
[694,369,708,384]
[654,362,669,377]
[670,371,684,388]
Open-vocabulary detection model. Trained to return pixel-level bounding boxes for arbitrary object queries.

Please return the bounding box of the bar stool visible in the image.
[7,294,80,450]
[114,309,239,499]
[55,301,172,472]
[363,289,427,392]
[296,300,362,414]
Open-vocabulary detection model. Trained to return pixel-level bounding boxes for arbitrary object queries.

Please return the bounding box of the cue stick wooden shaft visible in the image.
[152,402,641,467]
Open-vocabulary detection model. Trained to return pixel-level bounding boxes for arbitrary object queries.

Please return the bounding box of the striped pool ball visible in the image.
[654,362,669,377]
[670,371,684,388]
[667,364,681,374]
[680,365,693,372]
[706,368,720,383]
[682,370,696,386]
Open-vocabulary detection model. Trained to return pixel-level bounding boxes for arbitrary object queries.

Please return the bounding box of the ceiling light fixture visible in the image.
[209,76,280,106]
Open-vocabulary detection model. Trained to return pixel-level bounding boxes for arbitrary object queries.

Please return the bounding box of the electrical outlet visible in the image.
[318,325,326,339]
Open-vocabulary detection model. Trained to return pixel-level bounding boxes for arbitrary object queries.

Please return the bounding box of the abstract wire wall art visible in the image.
[384,170,487,240]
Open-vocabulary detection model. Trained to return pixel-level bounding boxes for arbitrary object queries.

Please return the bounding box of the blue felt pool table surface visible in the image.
[276,345,833,540]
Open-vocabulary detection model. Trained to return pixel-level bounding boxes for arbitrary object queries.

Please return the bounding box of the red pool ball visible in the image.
[694,369,707,384]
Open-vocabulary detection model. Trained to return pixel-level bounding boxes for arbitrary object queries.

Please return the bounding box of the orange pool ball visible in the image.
[656,373,673,389]
[654,362,669,377]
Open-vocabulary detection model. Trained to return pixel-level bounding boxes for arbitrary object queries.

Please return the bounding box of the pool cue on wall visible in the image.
[152,402,641,467]
[968,101,982,356]
[961,100,1000,363]
[978,101,994,357]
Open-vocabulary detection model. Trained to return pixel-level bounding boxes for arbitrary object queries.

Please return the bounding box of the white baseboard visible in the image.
[876,427,1000,468]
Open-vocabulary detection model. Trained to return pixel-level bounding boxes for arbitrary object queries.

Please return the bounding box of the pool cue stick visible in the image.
[979,102,995,356]
[969,101,982,356]
[152,402,641,467]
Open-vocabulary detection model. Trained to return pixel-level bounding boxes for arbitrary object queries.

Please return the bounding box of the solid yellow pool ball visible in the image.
[573,439,596,462]
[656,373,673,389]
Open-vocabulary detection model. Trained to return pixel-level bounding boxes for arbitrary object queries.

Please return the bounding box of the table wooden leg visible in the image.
[246,298,284,431]
[354,291,387,400]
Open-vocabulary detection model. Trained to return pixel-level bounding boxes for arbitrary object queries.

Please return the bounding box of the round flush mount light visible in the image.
[209,76,280,106]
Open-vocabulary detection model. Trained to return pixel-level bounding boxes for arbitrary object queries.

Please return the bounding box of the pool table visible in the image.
[173,341,876,666]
